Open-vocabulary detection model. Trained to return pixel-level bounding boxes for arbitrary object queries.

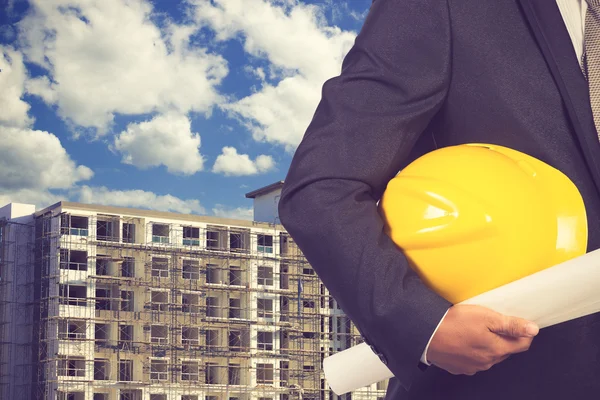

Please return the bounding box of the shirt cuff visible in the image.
[420,309,449,366]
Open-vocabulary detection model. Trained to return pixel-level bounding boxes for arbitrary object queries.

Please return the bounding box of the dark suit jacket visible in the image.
[278,0,600,398]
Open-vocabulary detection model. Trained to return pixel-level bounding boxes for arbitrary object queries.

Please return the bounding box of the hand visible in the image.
[426,304,539,376]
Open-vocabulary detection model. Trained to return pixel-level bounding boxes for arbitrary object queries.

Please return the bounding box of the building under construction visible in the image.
[0,183,389,400]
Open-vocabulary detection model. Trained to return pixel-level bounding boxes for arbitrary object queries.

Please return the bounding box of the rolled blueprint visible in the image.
[323,248,600,395]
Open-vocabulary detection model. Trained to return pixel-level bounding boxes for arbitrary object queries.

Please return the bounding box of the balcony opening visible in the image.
[121,290,134,312]
[59,284,87,307]
[229,298,241,319]
[95,287,112,311]
[118,360,133,382]
[151,359,168,381]
[60,249,88,271]
[182,293,199,314]
[95,323,109,347]
[257,298,273,318]
[228,330,241,352]
[57,392,85,400]
[183,226,200,246]
[206,226,227,250]
[119,325,133,350]
[61,214,89,236]
[256,363,273,384]
[182,327,199,346]
[228,329,249,351]
[206,329,219,350]
[257,234,273,253]
[280,361,289,387]
[279,233,289,255]
[206,297,220,317]
[258,266,273,286]
[181,361,199,381]
[151,257,169,278]
[58,319,86,340]
[280,331,289,351]
[97,217,119,242]
[94,359,110,380]
[205,362,220,384]
[151,291,169,311]
[258,331,274,351]
[280,297,289,322]
[122,223,135,243]
[151,325,168,345]
[303,300,315,309]
[280,263,289,290]
[121,257,135,278]
[152,224,170,244]
[206,264,221,284]
[58,356,85,377]
[95,255,113,276]
[229,266,242,286]
[120,390,142,400]
[230,230,249,252]
[228,363,241,385]
[182,259,199,280]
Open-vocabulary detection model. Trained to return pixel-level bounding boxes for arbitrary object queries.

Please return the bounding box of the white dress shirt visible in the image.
[419,0,588,366]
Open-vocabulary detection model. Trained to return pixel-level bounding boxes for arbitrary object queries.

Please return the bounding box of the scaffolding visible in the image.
[0,217,36,400]
[3,203,388,400]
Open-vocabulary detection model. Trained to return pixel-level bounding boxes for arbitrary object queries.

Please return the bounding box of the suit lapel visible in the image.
[519,0,600,196]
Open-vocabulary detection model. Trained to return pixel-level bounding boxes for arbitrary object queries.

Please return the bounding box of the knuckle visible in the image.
[509,318,520,335]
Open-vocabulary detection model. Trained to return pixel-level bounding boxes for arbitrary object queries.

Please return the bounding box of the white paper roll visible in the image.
[323,342,394,395]
[323,248,600,395]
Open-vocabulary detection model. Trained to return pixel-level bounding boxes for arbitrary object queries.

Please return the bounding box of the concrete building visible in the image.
[0,183,389,400]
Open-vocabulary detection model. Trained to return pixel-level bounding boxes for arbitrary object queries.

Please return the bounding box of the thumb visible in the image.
[490,314,539,338]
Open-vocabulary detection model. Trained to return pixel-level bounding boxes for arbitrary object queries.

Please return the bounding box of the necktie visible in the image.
[585,0,600,138]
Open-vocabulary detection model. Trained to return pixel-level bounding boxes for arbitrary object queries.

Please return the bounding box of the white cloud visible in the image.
[191,0,356,151]
[212,146,275,176]
[113,112,205,175]
[212,204,253,221]
[74,186,206,215]
[0,45,34,128]
[18,0,228,135]
[0,126,94,191]
[0,188,64,210]
[0,124,93,211]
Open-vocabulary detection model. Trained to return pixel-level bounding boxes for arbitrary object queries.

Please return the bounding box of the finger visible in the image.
[488,314,539,338]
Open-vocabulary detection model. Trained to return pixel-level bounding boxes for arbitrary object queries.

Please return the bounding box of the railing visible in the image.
[60,262,87,271]
[150,371,168,381]
[181,372,199,381]
[258,245,274,254]
[151,337,168,345]
[59,297,88,307]
[152,235,169,244]
[183,238,200,246]
[61,227,89,236]
[59,332,86,340]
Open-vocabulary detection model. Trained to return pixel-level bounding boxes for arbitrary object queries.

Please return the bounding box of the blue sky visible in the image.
[0,0,370,219]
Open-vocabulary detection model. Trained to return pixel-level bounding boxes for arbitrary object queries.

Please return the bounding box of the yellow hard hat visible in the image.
[379,143,588,304]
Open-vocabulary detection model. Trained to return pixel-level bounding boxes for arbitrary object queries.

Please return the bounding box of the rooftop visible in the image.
[244,181,284,199]
[34,201,283,230]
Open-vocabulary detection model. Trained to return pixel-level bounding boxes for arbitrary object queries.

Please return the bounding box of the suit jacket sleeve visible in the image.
[278,0,453,391]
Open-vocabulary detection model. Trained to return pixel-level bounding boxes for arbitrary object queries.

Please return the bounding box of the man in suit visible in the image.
[278,0,600,398]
